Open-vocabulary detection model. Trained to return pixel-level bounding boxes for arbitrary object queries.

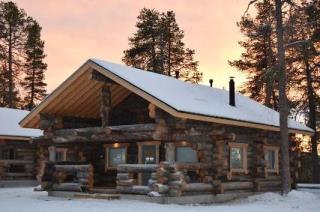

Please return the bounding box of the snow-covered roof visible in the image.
[19,59,313,134]
[0,107,43,138]
[91,59,313,134]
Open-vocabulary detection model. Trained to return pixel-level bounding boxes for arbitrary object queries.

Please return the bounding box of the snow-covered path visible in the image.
[0,187,319,212]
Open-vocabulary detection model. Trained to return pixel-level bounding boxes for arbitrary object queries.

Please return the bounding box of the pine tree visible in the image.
[274,0,291,195]
[0,1,27,108]
[123,8,202,83]
[0,65,6,106]
[158,11,201,83]
[123,8,162,73]
[229,0,279,109]
[22,18,47,110]
[285,0,320,182]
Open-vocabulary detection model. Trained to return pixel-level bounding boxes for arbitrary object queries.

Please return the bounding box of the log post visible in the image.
[165,143,175,164]
[48,146,56,162]
[100,84,111,127]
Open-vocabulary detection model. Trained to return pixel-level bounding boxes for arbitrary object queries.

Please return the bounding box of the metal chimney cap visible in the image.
[209,79,213,87]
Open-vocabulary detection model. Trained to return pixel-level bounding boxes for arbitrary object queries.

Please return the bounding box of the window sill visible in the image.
[229,169,249,174]
[266,169,279,174]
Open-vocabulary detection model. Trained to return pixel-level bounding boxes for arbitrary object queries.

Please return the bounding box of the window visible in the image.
[1,149,16,160]
[105,143,128,170]
[230,147,244,169]
[137,141,160,185]
[142,145,157,164]
[55,148,67,162]
[229,142,248,173]
[264,146,279,174]
[175,146,198,163]
[109,147,126,167]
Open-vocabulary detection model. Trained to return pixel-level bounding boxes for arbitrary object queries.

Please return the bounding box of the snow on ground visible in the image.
[0,187,319,212]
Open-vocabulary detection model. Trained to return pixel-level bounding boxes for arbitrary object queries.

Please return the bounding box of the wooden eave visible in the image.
[19,60,313,136]
[0,135,31,141]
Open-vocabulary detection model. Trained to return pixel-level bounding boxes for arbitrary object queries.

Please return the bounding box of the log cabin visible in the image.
[0,107,42,187]
[19,59,313,201]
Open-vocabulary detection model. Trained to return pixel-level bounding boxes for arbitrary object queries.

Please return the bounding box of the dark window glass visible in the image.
[109,147,126,167]
[56,151,66,162]
[142,145,156,164]
[265,150,276,169]
[230,147,244,169]
[175,147,197,163]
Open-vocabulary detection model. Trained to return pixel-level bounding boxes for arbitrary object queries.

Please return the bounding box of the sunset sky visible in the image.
[15,0,250,92]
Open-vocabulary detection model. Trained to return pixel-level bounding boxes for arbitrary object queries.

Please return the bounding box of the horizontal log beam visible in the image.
[52,183,83,192]
[37,123,156,143]
[0,160,34,165]
[90,69,117,84]
[182,183,213,192]
[3,172,33,177]
[117,164,159,173]
[172,163,212,170]
[117,185,151,194]
[55,164,92,172]
[222,181,253,191]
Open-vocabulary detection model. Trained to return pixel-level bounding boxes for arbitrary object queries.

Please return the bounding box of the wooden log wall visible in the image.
[41,162,94,192]
[0,140,36,180]
[116,162,215,197]
[35,102,301,195]
[151,107,284,194]
[116,164,158,195]
[110,93,154,126]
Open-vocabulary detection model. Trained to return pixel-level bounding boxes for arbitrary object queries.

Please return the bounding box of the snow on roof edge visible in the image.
[0,107,43,138]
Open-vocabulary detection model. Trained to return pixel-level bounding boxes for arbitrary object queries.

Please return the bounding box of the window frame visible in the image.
[137,141,160,185]
[174,141,198,163]
[228,142,248,174]
[137,141,160,164]
[104,143,128,171]
[264,145,280,174]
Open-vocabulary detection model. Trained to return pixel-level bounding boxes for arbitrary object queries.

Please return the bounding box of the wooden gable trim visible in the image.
[20,61,92,128]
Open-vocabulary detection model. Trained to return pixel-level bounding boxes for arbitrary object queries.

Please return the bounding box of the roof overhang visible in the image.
[20,59,314,136]
[0,135,31,141]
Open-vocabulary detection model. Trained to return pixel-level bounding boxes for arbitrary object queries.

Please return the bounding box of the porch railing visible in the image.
[41,162,94,192]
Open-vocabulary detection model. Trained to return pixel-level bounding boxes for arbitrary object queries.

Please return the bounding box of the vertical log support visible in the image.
[101,84,111,127]
[48,146,56,162]
[165,143,175,164]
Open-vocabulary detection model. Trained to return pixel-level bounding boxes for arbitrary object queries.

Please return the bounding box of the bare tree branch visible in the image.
[243,0,259,17]
[284,40,310,48]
